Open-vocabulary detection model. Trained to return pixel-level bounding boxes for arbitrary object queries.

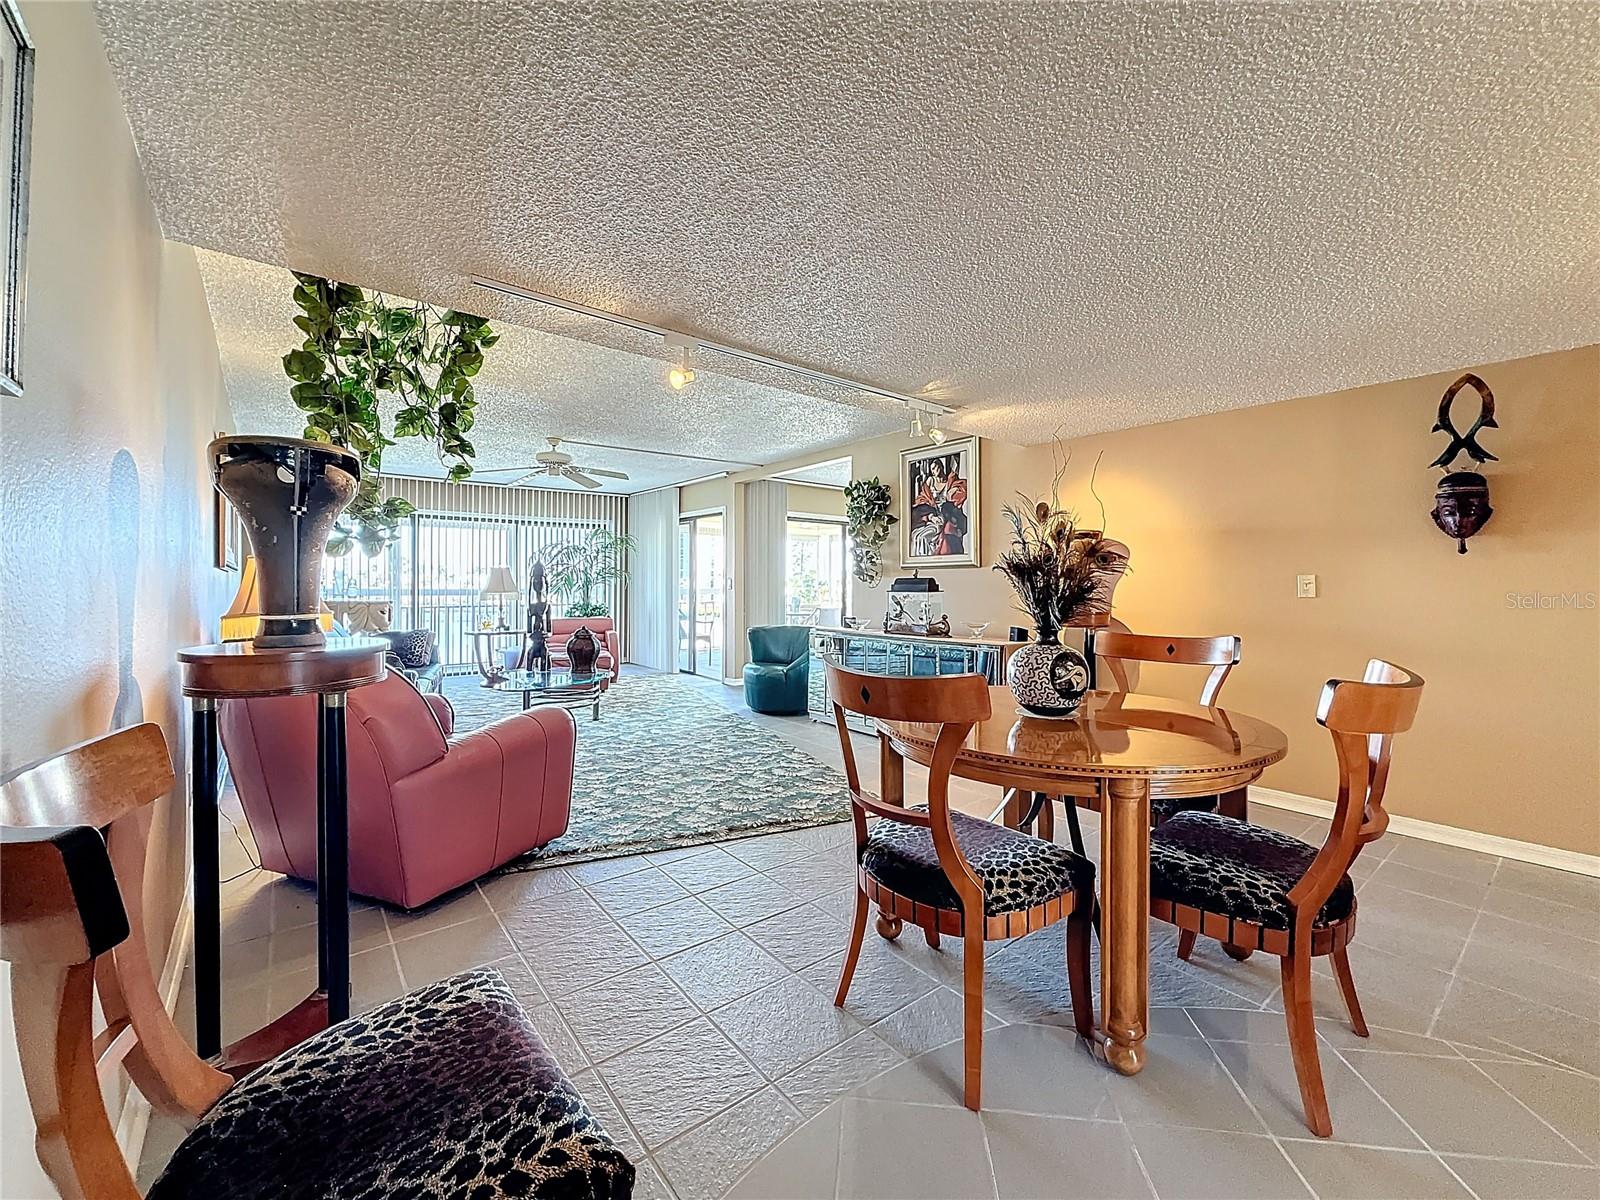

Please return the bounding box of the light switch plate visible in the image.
[1296,574,1318,599]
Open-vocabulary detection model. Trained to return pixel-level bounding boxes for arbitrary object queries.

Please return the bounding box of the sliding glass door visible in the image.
[322,509,619,671]
[677,512,725,676]
[786,516,848,626]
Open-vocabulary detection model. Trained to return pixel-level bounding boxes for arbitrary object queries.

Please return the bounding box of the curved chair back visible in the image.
[1093,630,1243,706]
[2,724,230,1199]
[824,661,989,848]
[749,623,811,665]
[1288,660,1425,915]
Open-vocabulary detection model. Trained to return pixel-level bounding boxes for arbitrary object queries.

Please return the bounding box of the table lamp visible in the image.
[221,556,334,642]
[479,566,519,630]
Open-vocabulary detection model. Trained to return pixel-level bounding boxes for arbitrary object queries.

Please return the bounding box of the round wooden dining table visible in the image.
[876,686,1289,1076]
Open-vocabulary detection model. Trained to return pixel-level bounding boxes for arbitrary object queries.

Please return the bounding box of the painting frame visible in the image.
[0,0,32,398]
[900,435,981,569]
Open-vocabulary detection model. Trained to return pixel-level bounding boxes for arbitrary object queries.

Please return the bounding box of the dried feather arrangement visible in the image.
[993,446,1126,639]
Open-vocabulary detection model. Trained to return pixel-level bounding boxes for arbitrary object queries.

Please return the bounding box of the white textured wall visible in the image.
[0,4,234,1193]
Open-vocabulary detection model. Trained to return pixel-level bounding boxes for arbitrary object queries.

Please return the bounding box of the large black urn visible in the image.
[210,435,361,648]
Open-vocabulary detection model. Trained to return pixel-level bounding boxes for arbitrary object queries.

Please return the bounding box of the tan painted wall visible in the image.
[787,483,845,518]
[0,3,235,1190]
[1053,346,1598,856]
[773,347,1597,856]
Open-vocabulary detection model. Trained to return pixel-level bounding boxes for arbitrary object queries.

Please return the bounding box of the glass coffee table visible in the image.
[488,668,606,721]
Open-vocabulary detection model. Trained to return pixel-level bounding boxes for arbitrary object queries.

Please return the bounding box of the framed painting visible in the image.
[0,0,32,397]
[213,489,242,571]
[900,436,981,568]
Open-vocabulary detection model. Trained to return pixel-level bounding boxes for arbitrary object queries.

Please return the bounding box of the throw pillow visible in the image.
[379,629,434,669]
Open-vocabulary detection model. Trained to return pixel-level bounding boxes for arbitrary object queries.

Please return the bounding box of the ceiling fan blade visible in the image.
[563,467,603,490]
[582,467,630,480]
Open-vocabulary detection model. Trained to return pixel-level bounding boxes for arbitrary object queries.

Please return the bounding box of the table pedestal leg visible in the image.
[317,693,350,1024]
[1099,775,1150,1075]
[191,698,221,1060]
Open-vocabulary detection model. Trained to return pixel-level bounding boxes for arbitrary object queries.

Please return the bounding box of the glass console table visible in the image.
[808,627,1025,734]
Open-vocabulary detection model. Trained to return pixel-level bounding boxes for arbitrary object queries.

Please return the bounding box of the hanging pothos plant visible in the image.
[844,476,898,586]
[281,272,500,555]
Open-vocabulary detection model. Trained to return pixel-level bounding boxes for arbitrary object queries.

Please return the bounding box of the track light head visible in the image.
[910,410,925,438]
[664,334,698,391]
[928,424,947,445]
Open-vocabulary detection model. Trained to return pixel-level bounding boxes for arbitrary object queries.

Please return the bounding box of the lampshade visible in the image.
[221,556,334,641]
[479,565,519,599]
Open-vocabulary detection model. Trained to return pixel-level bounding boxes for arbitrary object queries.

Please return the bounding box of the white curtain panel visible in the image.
[744,479,789,632]
[625,486,679,670]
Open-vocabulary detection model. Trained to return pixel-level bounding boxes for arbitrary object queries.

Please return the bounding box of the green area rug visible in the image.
[442,672,851,869]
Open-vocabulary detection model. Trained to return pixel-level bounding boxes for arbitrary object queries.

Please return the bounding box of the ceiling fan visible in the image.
[482,438,631,490]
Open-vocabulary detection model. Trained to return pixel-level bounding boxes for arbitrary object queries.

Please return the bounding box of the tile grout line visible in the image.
[1424,860,1493,1038]
[1192,1023,1319,1199]
[1321,1033,1481,1200]
[1457,1054,1597,1169]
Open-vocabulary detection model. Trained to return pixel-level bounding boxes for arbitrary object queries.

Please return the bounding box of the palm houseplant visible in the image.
[544,527,636,617]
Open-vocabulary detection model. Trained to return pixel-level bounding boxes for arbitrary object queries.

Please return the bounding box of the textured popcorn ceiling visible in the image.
[196,250,902,490]
[101,1,1598,460]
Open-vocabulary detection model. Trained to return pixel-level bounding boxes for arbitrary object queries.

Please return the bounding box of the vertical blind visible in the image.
[322,476,629,670]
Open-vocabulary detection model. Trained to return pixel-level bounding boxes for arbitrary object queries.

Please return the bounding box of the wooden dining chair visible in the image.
[1,722,634,1200]
[826,663,1097,1111]
[1026,631,1246,863]
[1148,659,1425,1137]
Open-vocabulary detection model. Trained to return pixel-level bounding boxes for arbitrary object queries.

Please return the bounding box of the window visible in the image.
[786,516,848,626]
[322,510,616,669]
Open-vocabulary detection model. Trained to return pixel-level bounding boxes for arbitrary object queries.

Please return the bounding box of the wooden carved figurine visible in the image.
[1429,374,1498,554]
[518,559,553,671]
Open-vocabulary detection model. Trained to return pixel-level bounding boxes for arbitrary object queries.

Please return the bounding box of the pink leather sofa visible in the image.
[506,618,621,684]
[218,673,575,909]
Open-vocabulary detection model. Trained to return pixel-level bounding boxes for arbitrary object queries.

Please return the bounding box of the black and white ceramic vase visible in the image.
[1007,630,1091,718]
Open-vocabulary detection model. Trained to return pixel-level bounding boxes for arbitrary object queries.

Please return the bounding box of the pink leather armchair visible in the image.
[218,673,575,909]
[549,617,620,683]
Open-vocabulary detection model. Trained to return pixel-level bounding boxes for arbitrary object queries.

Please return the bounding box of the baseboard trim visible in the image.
[1250,786,1600,878]
[117,871,194,1168]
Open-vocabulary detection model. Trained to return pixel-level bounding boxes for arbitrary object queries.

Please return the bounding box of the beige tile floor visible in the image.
[141,672,1600,1199]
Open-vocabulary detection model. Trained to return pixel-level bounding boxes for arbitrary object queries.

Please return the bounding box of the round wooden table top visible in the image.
[177,637,389,700]
[878,687,1289,786]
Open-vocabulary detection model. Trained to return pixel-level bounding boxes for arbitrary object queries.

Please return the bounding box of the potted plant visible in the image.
[280,272,500,554]
[844,476,897,586]
[544,527,636,616]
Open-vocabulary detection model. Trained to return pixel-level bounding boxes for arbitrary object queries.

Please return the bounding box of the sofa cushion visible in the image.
[1149,810,1354,931]
[149,968,634,1200]
[862,807,1094,917]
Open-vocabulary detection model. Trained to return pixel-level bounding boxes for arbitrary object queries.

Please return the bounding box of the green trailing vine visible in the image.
[844,476,898,586]
[281,272,499,554]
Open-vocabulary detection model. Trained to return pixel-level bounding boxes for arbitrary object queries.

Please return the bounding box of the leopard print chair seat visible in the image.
[149,968,635,1200]
[1149,810,1356,940]
[863,806,1095,916]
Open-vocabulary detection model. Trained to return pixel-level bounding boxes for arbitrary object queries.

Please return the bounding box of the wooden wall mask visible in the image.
[1429,375,1498,554]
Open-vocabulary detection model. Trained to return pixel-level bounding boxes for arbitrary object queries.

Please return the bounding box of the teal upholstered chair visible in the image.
[743,625,812,714]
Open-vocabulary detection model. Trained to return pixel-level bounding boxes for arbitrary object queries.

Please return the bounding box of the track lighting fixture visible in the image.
[468,275,956,420]
[910,410,947,444]
[665,335,697,390]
